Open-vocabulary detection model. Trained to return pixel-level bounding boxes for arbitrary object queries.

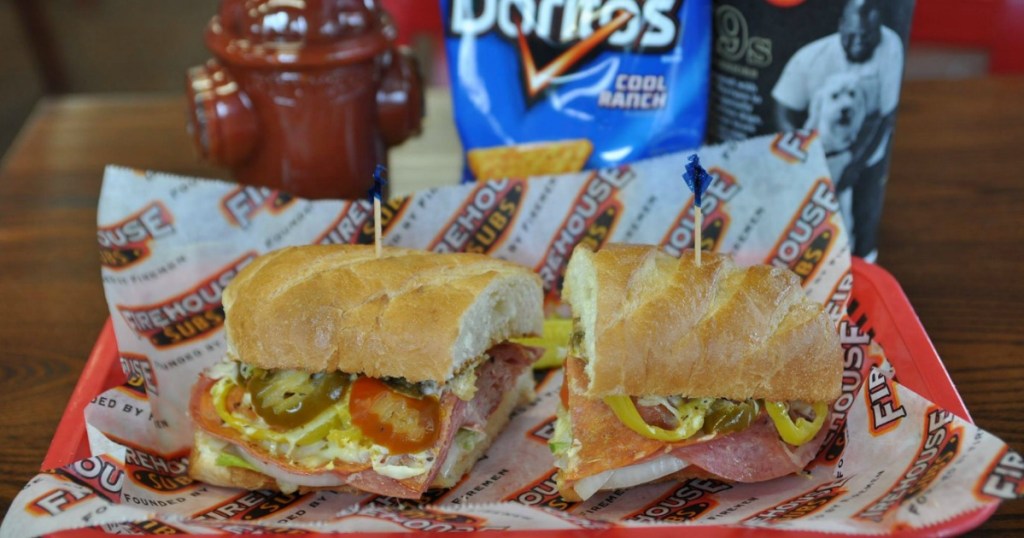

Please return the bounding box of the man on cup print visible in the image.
[772,0,906,261]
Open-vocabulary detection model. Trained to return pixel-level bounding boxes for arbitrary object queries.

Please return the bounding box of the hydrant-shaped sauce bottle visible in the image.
[186,0,423,200]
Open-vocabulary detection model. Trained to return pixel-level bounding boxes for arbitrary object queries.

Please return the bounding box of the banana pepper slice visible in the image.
[604,392,828,447]
[603,395,712,442]
[765,401,829,446]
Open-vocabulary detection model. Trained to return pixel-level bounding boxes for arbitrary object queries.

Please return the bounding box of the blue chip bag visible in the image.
[442,0,710,182]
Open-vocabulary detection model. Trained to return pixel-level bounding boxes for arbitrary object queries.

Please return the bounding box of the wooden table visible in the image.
[1,80,1022,534]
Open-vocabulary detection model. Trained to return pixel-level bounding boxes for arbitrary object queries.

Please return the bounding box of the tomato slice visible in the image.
[349,377,441,454]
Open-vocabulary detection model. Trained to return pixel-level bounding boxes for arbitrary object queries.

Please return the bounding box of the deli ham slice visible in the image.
[671,413,828,482]
[460,342,541,428]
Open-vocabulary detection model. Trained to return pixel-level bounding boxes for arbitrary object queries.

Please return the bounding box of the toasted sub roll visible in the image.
[562,243,841,402]
[225,245,543,383]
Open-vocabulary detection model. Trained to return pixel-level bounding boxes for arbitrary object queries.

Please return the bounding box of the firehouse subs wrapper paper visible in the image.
[2,133,1019,537]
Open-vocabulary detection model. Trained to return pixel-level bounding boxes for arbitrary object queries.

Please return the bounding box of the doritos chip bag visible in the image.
[443,0,711,182]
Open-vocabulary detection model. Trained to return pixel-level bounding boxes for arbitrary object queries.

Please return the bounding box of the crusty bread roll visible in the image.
[562,244,841,402]
[223,245,543,383]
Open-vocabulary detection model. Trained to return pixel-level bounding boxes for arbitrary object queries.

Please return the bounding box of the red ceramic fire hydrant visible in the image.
[186,0,423,199]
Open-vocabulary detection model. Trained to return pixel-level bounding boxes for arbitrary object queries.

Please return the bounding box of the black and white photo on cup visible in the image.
[772,0,908,261]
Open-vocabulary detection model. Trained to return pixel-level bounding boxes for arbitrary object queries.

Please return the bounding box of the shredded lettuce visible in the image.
[216,452,259,472]
[549,441,571,454]
[455,428,486,452]
[549,406,575,462]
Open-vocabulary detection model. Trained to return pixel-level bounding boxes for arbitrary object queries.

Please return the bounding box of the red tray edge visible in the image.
[848,259,972,422]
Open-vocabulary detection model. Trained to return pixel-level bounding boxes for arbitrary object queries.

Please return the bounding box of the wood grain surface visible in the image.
[0,80,1021,534]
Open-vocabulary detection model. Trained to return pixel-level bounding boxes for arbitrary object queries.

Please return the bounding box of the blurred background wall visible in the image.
[1,1,213,154]
[0,0,1000,158]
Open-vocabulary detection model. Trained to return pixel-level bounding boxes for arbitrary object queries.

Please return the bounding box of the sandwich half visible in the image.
[553,244,842,500]
[188,245,544,498]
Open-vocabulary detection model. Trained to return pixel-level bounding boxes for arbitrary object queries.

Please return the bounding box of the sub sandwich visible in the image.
[553,244,842,500]
[188,245,544,498]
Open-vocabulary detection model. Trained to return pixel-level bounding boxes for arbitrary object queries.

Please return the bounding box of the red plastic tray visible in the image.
[42,258,997,536]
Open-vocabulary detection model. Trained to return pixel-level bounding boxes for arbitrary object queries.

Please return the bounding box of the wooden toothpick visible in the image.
[682,154,713,267]
[374,196,383,258]
[694,205,703,266]
[369,165,388,258]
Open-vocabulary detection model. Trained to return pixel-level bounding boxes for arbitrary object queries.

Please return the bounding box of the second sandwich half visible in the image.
[554,244,843,501]
[188,245,544,499]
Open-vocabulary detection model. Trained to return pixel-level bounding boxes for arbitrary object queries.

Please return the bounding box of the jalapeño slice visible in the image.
[702,399,759,435]
[247,369,349,429]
